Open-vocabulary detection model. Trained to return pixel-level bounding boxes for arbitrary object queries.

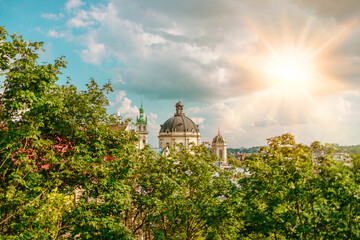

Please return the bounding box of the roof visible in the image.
[110,124,130,131]
[212,129,226,144]
[159,101,200,134]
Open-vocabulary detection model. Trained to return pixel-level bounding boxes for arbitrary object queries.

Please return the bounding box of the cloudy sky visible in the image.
[1,0,360,147]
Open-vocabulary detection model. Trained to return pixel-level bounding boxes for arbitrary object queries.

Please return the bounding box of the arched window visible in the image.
[219,150,223,160]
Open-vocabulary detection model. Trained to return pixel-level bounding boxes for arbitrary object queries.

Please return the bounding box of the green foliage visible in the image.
[235,133,360,239]
[0,26,138,239]
[123,144,236,239]
[227,154,243,168]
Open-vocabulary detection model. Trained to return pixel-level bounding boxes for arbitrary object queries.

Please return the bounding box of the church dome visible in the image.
[159,101,200,133]
[212,130,226,144]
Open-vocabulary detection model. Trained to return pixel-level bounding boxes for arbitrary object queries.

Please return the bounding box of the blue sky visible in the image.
[1,0,360,147]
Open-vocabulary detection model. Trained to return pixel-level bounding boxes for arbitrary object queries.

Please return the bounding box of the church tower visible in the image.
[136,101,148,149]
[212,129,227,165]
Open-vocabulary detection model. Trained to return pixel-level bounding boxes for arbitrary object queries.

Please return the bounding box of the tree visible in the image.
[0,26,138,239]
[122,144,237,239]
[235,133,360,239]
[227,154,243,168]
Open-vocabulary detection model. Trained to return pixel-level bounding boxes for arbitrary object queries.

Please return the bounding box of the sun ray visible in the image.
[234,14,360,125]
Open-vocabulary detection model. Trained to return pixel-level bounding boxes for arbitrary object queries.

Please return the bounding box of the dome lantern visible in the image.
[175,101,184,116]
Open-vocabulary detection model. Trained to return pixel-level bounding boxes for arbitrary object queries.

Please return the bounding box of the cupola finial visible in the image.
[175,100,184,116]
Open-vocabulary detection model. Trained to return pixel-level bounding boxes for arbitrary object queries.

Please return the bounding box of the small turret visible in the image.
[136,100,148,149]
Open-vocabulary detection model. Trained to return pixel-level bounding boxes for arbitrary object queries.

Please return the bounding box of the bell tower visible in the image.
[136,100,148,149]
[212,129,227,165]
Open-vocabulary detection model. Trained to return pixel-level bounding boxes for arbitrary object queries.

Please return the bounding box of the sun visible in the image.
[260,46,317,90]
[237,16,358,95]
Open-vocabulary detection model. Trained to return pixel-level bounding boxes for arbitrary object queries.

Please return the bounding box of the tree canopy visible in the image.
[234,133,360,239]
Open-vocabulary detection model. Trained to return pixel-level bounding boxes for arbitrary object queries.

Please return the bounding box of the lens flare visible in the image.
[238,17,359,95]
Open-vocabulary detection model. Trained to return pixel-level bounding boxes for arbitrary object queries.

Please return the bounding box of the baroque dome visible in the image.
[212,130,226,144]
[159,101,200,134]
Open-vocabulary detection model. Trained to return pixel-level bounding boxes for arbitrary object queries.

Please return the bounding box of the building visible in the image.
[212,129,227,165]
[130,100,230,167]
[135,101,148,149]
[158,101,201,149]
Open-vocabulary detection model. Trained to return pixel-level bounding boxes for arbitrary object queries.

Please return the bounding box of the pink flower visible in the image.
[41,164,50,170]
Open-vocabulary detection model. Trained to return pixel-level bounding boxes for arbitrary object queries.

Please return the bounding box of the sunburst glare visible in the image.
[234,15,359,129]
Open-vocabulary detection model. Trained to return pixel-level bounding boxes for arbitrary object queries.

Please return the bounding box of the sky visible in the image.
[1,0,360,147]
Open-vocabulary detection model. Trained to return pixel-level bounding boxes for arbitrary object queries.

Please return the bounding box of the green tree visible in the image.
[0,26,138,239]
[235,133,360,239]
[123,144,237,239]
[227,154,243,168]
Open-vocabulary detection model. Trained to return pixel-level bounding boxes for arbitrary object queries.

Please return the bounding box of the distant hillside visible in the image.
[228,146,262,155]
[334,145,360,155]
[228,144,360,155]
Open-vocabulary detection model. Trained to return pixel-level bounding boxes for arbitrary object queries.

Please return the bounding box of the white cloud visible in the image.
[116,91,126,102]
[65,0,85,11]
[47,30,65,38]
[67,10,94,28]
[116,96,138,120]
[67,18,93,28]
[41,13,64,20]
[81,41,106,65]
[147,112,160,141]
[191,117,205,125]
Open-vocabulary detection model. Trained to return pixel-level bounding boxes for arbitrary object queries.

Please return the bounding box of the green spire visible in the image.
[137,100,147,123]
[140,100,144,113]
